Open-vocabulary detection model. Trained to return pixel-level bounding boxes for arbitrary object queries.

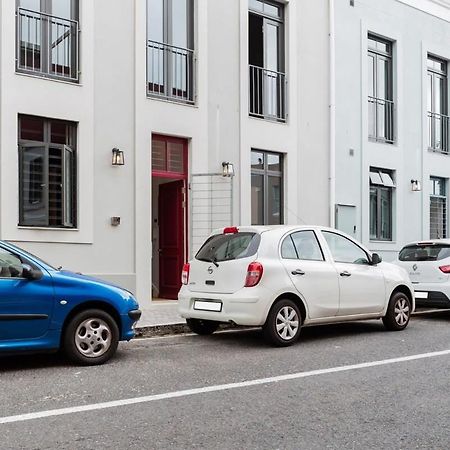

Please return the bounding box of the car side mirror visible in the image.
[21,263,43,281]
[371,253,382,265]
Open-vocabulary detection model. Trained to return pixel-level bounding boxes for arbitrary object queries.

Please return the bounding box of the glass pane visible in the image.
[376,40,389,54]
[63,148,74,226]
[323,232,370,264]
[152,139,166,171]
[51,0,72,19]
[368,54,375,98]
[368,38,377,50]
[249,0,263,13]
[380,188,392,240]
[427,73,433,112]
[196,233,260,262]
[21,146,47,226]
[20,116,44,142]
[171,0,188,48]
[50,14,76,78]
[377,58,387,100]
[291,231,323,261]
[19,0,40,11]
[264,3,281,18]
[251,151,264,170]
[147,0,164,42]
[370,188,378,239]
[430,197,447,239]
[51,121,67,144]
[167,142,184,173]
[18,6,42,72]
[0,248,24,278]
[435,76,443,115]
[281,236,297,259]
[251,174,264,225]
[48,147,63,226]
[267,153,280,171]
[265,22,279,72]
[267,175,282,224]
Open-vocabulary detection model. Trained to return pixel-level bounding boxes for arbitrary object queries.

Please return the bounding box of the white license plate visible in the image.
[415,291,428,299]
[193,300,222,312]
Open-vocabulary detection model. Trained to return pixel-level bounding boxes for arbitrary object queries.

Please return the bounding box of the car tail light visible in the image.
[224,227,239,234]
[245,262,263,287]
[181,263,190,285]
[439,265,450,273]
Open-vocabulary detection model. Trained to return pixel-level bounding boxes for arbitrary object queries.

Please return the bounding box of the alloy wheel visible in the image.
[394,298,410,326]
[275,306,300,340]
[75,318,112,358]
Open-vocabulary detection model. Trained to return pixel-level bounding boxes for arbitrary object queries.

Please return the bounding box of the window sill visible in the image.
[15,71,81,86]
[146,93,197,108]
[17,226,79,232]
[369,239,396,244]
[428,148,449,156]
[249,114,288,125]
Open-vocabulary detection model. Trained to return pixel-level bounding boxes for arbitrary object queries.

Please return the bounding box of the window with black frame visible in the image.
[251,150,283,225]
[369,168,395,241]
[430,177,448,239]
[18,115,77,228]
[368,34,394,144]
[427,55,449,153]
[16,0,79,82]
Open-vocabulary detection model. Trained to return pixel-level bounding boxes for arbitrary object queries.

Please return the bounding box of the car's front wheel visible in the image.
[263,299,302,347]
[382,292,411,331]
[63,309,119,365]
[186,318,220,335]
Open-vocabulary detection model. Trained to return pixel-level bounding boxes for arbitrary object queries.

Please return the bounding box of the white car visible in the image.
[395,239,450,308]
[178,226,415,346]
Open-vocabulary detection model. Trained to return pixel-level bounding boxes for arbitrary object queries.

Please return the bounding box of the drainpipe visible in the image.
[328,0,336,228]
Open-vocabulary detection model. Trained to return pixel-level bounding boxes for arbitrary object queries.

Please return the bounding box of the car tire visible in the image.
[382,292,412,331]
[186,318,219,335]
[63,309,119,366]
[263,299,302,347]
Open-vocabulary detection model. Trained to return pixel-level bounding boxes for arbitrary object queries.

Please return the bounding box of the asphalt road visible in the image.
[2,311,450,450]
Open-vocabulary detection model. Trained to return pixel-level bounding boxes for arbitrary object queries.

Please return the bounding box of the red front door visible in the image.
[159,180,185,299]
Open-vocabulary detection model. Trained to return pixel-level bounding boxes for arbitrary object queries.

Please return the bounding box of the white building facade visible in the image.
[1,0,450,304]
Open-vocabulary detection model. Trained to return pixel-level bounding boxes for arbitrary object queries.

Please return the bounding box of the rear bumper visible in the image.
[413,283,450,308]
[178,286,270,326]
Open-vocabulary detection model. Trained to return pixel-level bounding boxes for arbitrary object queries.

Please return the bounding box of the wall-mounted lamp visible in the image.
[222,162,235,177]
[112,148,125,166]
[411,179,422,192]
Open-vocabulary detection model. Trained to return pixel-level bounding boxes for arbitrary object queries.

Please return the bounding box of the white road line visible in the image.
[2,349,450,425]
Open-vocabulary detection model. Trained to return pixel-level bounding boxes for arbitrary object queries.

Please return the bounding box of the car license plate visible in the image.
[415,291,428,299]
[193,299,222,312]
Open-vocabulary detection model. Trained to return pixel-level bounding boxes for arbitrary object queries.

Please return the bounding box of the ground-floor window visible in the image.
[369,168,395,241]
[430,176,447,239]
[251,150,283,225]
[18,115,77,228]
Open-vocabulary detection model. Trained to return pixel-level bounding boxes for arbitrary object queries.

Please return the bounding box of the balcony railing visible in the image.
[147,40,195,104]
[249,65,287,122]
[368,96,395,144]
[16,8,79,82]
[428,111,449,154]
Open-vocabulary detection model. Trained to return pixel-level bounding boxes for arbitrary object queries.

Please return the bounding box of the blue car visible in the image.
[0,240,141,365]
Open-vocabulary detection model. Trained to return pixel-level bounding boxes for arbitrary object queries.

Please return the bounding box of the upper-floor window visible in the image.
[428,55,449,154]
[16,0,79,82]
[18,115,77,228]
[249,0,286,122]
[147,0,195,104]
[430,177,447,239]
[369,168,395,241]
[368,34,394,144]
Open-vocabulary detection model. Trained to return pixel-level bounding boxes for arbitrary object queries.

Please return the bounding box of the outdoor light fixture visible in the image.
[411,179,422,192]
[222,161,235,177]
[112,148,125,166]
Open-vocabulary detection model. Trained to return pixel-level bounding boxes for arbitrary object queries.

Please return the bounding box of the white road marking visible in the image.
[2,349,450,425]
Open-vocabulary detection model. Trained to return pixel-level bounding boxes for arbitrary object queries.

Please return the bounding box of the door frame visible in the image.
[151,134,189,297]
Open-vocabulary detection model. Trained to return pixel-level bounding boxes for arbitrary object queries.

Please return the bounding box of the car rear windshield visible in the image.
[196,232,260,263]
[399,244,450,262]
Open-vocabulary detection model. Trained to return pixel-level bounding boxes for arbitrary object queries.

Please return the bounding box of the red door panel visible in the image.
[159,180,185,299]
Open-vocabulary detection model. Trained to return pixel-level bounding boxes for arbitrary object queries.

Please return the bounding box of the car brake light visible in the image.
[181,263,190,285]
[224,227,239,234]
[439,265,450,273]
[245,262,263,287]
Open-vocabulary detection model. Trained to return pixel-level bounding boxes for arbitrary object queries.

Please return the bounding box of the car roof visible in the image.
[212,225,330,235]
[401,239,450,248]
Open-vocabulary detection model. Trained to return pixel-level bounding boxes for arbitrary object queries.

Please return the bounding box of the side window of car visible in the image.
[0,248,23,278]
[322,232,369,265]
[281,235,298,259]
[291,231,324,261]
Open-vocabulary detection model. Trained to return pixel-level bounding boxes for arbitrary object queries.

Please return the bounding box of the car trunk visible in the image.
[397,243,450,283]
[188,231,261,294]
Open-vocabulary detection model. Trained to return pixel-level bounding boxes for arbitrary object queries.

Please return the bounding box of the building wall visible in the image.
[334,0,450,261]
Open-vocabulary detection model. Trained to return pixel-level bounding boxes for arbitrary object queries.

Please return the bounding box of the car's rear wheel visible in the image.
[263,299,302,347]
[382,292,411,331]
[63,309,119,365]
[186,318,220,335]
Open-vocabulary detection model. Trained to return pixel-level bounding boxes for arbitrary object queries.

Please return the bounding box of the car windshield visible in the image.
[196,232,260,263]
[399,244,450,262]
[3,241,57,270]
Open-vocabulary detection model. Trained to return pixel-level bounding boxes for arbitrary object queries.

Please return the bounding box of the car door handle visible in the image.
[340,271,351,277]
[291,269,305,276]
